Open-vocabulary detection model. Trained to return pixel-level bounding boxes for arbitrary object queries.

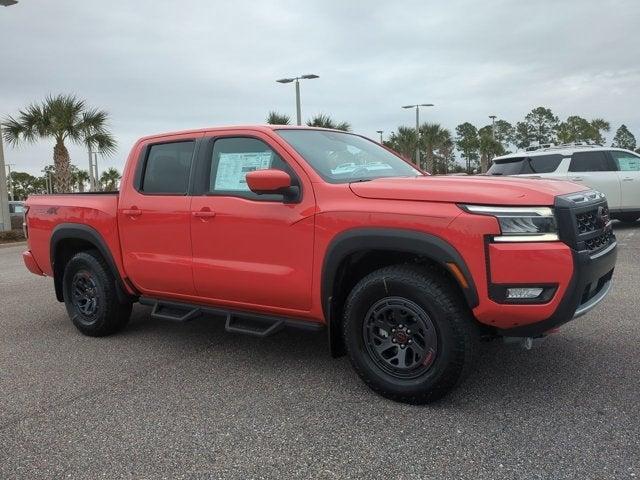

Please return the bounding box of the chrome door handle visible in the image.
[622,177,634,181]
[570,176,584,181]
[122,208,142,217]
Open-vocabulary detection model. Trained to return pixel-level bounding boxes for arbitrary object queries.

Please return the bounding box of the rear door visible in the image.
[610,150,640,210]
[566,151,621,209]
[118,134,202,296]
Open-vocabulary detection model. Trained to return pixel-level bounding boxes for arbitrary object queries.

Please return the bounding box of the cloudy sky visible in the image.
[1,0,639,176]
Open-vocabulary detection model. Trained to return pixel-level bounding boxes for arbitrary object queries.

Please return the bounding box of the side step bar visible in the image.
[139,297,324,337]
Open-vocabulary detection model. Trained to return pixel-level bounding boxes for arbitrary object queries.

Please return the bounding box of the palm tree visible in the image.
[420,123,452,173]
[2,94,116,193]
[589,118,610,144]
[385,126,417,163]
[306,114,351,132]
[99,167,121,192]
[73,168,90,192]
[266,111,291,125]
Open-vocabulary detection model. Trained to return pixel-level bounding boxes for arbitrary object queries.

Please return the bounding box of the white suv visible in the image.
[488,145,640,223]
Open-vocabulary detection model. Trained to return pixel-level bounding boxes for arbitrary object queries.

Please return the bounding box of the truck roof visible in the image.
[137,125,348,142]
[494,145,635,161]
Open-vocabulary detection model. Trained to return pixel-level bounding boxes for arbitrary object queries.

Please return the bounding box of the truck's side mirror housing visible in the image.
[246,169,299,201]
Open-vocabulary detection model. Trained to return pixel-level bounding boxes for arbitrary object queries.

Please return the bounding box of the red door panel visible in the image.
[190,132,316,313]
[118,134,202,296]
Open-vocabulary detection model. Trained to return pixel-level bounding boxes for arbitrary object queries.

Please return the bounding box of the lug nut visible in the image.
[392,338,396,343]
[406,329,411,334]
[408,339,412,344]
[398,324,403,329]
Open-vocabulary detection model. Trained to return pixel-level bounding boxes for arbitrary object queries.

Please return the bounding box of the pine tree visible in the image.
[611,125,637,150]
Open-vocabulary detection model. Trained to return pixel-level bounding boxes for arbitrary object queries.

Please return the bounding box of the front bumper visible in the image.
[497,240,617,337]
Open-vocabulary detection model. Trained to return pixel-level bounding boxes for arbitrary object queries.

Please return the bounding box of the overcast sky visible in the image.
[1,0,639,176]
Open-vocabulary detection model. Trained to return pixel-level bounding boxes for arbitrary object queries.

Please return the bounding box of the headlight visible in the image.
[462,205,558,242]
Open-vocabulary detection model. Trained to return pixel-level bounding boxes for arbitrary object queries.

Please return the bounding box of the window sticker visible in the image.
[214,151,273,191]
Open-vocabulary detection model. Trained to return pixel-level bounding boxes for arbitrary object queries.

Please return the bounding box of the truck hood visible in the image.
[349,175,588,206]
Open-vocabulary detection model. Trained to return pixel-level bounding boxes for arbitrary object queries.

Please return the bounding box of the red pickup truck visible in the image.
[22,126,617,403]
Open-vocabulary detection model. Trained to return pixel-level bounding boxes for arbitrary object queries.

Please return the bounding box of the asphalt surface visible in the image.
[1,225,639,480]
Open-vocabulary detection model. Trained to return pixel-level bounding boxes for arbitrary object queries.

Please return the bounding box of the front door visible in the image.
[190,133,315,313]
[118,134,201,296]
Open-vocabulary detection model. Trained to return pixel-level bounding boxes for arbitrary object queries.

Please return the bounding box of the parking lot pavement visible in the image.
[0,225,638,480]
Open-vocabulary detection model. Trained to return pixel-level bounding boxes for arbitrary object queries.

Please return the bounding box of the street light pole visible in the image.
[376,130,384,143]
[489,115,497,139]
[402,103,434,167]
[87,144,95,191]
[276,74,319,126]
[6,164,15,201]
[92,151,100,190]
[0,0,17,231]
[294,79,302,126]
[0,125,11,231]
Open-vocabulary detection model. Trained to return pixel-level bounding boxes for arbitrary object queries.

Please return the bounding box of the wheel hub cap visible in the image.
[71,271,98,316]
[363,297,438,379]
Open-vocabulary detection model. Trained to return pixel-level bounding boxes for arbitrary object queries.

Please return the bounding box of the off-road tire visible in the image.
[342,264,478,404]
[62,250,132,337]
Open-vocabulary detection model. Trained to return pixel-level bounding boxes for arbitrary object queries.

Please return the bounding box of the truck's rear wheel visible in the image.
[342,265,478,404]
[62,250,132,336]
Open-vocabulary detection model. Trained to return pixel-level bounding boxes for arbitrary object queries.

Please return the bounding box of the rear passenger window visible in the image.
[141,141,195,194]
[569,151,615,172]
[527,155,563,173]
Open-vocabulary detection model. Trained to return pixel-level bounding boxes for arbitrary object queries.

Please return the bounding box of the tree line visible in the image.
[269,106,639,174]
[3,94,639,198]
[7,165,122,200]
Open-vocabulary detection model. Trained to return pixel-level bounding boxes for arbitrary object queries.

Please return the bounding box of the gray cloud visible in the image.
[1,0,639,175]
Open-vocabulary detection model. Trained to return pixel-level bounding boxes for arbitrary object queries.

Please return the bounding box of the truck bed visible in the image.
[25,193,122,277]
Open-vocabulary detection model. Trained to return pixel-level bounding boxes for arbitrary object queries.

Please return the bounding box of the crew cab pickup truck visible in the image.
[22,126,617,403]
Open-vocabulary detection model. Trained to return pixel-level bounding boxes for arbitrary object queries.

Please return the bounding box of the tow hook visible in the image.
[503,336,546,350]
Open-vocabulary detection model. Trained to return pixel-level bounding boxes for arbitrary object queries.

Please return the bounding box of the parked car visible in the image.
[488,144,640,223]
[22,126,617,403]
[8,200,25,230]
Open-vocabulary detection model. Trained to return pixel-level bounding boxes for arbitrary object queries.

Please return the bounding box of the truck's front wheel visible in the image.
[342,265,478,404]
[62,250,132,337]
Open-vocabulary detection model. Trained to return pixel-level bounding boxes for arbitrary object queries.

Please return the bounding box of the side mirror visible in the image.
[246,169,299,200]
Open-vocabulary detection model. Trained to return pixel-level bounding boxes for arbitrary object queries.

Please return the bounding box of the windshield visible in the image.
[276,129,422,183]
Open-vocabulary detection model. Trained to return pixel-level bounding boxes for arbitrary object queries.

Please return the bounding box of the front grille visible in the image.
[584,229,614,251]
[556,191,615,254]
[576,209,599,234]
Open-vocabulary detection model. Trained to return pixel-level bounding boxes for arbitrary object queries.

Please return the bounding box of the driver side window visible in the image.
[208,137,292,200]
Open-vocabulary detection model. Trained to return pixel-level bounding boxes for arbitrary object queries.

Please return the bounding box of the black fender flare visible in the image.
[321,228,479,352]
[50,223,134,303]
